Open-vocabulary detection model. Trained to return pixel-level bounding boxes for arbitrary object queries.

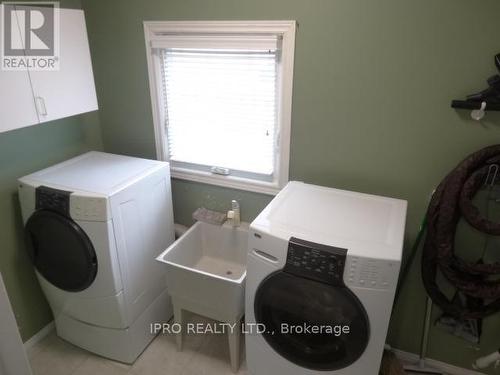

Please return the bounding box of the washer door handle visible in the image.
[253,249,278,263]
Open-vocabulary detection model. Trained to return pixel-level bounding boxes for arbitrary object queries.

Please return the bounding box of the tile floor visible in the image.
[26,315,447,375]
[28,314,246,375]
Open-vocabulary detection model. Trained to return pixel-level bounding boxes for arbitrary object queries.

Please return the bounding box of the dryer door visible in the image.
[25,209,98,292]
[254,237,370,371]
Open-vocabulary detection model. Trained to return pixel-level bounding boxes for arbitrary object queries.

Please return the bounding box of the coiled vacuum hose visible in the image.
[422,145,500,319]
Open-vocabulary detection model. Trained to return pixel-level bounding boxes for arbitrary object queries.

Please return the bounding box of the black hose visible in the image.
[422,145,500,319]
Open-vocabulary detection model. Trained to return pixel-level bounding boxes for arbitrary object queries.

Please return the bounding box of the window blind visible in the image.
[151,34,280,51]
[160,48,278,176]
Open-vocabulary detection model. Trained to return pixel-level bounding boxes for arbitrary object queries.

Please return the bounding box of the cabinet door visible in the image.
[0,5,40,133]
[29,8,98,123]
[0,69,40,133]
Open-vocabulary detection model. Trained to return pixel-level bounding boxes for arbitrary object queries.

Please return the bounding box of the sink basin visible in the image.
[156,221,248,322]
[157,221,248,372]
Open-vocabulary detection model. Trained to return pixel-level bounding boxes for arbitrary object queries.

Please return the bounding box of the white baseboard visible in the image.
[23,321,55,351]
[392,348,485,375]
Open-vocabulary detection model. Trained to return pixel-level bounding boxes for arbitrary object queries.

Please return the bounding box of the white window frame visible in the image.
[144,20,296,195]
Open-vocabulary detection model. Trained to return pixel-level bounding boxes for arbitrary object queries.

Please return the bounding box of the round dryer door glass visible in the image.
[25,209,98,292]
[254,271,370,370]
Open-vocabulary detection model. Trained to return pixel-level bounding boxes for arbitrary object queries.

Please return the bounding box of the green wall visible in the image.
[82,0,500,370]
[0,112,102,341]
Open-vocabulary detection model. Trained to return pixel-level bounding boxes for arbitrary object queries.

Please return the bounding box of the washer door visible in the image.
[254,271,370,371]
[25,209,98,292]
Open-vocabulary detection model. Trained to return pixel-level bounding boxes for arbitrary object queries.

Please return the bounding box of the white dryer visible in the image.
[246,181,407,375]
[18,151,175,363]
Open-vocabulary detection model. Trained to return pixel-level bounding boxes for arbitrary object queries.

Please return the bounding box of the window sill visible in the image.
[170,167,281,196]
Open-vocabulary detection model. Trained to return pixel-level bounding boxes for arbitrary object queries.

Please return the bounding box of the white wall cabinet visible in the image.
[28,9,98,124]
[0,9,40,133]
[0,69,40,133]
[0,8,98,134]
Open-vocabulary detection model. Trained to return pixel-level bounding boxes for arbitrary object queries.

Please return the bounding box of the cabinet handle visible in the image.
[35,97,48,116]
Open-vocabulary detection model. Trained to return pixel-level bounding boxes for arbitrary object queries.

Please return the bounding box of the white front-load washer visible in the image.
[246,181,407,375]
[18,151,175,363]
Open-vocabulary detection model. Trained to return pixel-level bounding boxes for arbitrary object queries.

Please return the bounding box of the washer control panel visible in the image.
[285,237,347,286]
[346,256,398,290]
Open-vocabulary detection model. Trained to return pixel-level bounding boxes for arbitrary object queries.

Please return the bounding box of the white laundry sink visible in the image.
[157,221,248,322]
[157,221,248,372]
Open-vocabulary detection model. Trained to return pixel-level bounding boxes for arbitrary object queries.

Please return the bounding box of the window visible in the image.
[144,21,296,195]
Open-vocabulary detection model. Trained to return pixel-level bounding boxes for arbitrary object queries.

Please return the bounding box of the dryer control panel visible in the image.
[36,186,71,215]
[70,195,109,222]
[284,237,347,286]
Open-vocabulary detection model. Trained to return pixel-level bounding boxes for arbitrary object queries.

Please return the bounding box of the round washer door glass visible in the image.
[255,271,370,370]
[25,209,98,292]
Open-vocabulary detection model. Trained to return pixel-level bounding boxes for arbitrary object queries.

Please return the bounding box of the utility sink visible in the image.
[156,221,248,372]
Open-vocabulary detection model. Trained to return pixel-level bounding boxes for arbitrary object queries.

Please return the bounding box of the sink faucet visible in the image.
[227,200,241,227]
